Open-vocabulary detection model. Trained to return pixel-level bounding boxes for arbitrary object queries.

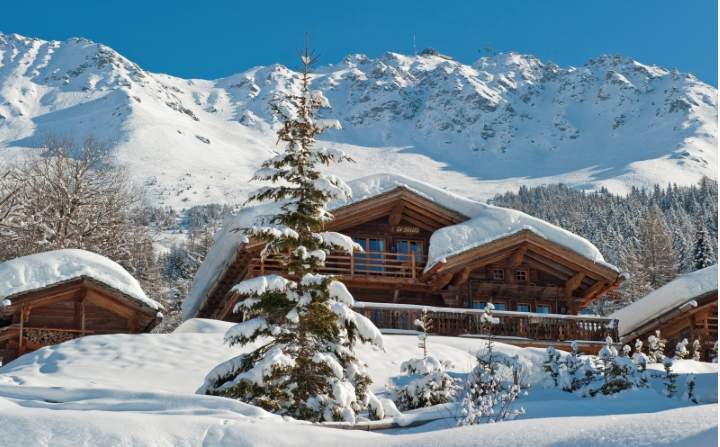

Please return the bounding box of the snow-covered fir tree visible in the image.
[691,224,715,270]
[199,47,383,422]
[632,339,648,372]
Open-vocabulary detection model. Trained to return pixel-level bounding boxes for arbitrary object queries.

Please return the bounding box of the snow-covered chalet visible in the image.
[611,264,717,360]
[0,249,162,361]
[183,174,623,350]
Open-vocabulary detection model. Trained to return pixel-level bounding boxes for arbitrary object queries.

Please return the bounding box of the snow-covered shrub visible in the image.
[414,308,433,358]
[673,338,689,360]
[583,336,647,396]
[647,330,666,363]
[663,357,678,398]
[393,355,459,411]
[543,346,561,387]
[632,339,649,372]
[561,341,594,392]
[458,340,525,425]
[691,339,702,362]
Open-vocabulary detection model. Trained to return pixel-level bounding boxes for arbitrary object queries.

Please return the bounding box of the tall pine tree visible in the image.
[199,44,383,423]
[691,223,715,270]
[638,205,678,288]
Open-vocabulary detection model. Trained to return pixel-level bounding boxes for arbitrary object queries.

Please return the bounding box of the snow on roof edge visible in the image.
[610,265,718,336]
[0,249,160,311]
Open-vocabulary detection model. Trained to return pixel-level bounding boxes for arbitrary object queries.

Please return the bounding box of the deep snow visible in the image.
[0,318,714,446]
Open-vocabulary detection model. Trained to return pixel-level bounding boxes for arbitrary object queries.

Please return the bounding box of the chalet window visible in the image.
[536,304,551,314]
[354,237,385,272]
[513,269,528,282]
[491,269,505,281]
[393,239,424,263]
[472,301,486,310]
[491,302,506,311]
[516,303,530,312]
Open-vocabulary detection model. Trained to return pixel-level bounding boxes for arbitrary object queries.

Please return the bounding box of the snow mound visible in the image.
[184,173,616,320]
[426,203,618,271]
[0,249,159,310]
[611,264,718,336]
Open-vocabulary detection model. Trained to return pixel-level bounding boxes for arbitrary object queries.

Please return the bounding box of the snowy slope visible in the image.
[0,33,716,209]
[0,319,715,446]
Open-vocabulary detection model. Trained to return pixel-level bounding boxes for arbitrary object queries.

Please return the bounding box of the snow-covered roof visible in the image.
[610,265,718,336]
[0,249,160,311]
[183,173,617,319]
[425,205,618,272]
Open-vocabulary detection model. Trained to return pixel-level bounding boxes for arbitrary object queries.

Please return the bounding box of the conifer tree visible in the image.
[199,45,383,422]
[415,307,433,358]
[691,224,715,270]
[691,339,702,362]
[638,205,678,288]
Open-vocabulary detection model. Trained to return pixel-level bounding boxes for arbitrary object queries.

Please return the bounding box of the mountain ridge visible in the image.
[0,32,716,208]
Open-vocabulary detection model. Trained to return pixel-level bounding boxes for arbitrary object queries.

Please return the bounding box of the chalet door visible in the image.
[354,237,385,272]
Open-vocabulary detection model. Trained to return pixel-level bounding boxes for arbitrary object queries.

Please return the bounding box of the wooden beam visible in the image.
[506,247,527,268]
[388,203,404,226]
[430,271,454,291]
[452,267,471,287]
[578,280,608,306]
[565,272,586,298]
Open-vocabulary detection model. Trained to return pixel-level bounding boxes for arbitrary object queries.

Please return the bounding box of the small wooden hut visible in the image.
[0,249,162,362]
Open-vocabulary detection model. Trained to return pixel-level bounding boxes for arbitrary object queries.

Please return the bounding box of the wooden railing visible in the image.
[249,252,426,280]
[355,302,619,344]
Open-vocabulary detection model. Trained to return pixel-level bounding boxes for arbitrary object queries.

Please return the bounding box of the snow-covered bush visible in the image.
[458,338,525,425]
[647,330,666,363]
[673,338,689,360]
[663,357,678,398]
[543,346,561,387]
[415,308,433,358]
[691,339,702,362]
[393,355,459,411]
[199,50,382,423]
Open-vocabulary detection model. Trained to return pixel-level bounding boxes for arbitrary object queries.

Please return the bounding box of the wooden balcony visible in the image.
[248,252,426,282]
[355,302,618,349]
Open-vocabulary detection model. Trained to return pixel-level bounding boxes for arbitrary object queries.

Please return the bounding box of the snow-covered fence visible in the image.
[355,302,619,346]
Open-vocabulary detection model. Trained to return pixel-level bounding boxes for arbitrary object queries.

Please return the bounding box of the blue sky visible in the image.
[2,0,717,85]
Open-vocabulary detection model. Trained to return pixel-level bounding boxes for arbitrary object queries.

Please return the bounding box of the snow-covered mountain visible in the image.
[0,33,716,208]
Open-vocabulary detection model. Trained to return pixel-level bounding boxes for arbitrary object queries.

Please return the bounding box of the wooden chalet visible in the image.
[183,174,622,350]
[611,264,718,360]
[0,249,162,362]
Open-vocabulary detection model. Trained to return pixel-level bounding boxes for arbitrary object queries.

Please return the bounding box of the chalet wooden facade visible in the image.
[612,265,718,360]
[184,176,623,350]
[0,250,162,362]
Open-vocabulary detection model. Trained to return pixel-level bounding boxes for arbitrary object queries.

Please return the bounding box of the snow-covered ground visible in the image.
[0,318,715,446]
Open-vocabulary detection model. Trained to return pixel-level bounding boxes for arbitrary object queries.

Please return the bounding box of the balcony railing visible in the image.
[249,251,426,280]
[354,302,619,344]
